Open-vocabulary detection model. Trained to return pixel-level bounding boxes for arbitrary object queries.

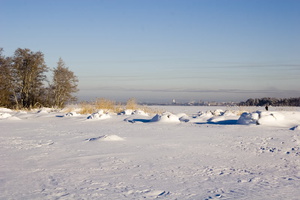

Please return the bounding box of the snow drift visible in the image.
[150,112,180,123]
[238,111,300,128]
[87,110,111,120]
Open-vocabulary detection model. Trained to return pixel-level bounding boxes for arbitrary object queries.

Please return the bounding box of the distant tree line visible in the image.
[239,97,300,107]
[0,48,78,109]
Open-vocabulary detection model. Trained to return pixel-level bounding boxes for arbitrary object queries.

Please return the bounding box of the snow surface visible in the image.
[1,106,300,199]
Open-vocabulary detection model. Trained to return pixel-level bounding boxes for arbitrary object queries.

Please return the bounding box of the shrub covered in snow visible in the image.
[237,112,260,125]
[87,110,111,120]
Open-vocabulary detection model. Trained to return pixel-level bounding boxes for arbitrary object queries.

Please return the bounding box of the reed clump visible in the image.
[76,98,158,115]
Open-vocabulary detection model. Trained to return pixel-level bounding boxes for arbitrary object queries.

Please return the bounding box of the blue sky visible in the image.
[1,0,300,103]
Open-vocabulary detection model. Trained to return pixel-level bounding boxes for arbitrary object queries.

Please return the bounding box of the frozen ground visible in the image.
[1,106,300,199]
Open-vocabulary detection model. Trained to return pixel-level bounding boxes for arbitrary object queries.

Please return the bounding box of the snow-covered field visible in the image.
[1,106,300,200]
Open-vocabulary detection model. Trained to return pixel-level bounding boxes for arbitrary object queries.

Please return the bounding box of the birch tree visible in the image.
[12,48,48,108]
[0,48,13,107]
[52,58,78,108]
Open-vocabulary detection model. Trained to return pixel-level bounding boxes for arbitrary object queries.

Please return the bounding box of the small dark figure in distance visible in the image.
[265,105,269,111]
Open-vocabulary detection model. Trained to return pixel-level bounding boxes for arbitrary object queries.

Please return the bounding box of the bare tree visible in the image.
[0,48,14,107]
[12,48,48,108]
[51,58,78,108]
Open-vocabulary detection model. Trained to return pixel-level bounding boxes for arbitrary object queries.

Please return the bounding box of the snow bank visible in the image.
[151,112,180,123]
[238,111,300,127]
[87,110,111,120]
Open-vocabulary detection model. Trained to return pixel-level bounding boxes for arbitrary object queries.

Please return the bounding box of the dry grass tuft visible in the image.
[62,105,76,113]
[126,98,138,110]
[114,102,124,113]
[95,98,116,112]
[78,102,96,114]
[138,105,164,114]
[76,98,163,115]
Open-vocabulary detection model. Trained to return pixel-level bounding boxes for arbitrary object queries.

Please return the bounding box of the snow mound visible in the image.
[8,116,21,120]
[86,135,124,141]
[119,109,134,115]
[190,111,214,122]
[100,135,125,141]
[237,112,260,125]
[0,113,21,120]
[87,110,111,120]
[211,109,224,116]
[151,112,180,123]
[176,113,190,122]
[0,113,12,119]
[65,112,80,117]
[238,111,300,127]
[257,112,285,125]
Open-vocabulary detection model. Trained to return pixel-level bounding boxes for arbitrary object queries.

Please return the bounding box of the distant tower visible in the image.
[172,99,176,104]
